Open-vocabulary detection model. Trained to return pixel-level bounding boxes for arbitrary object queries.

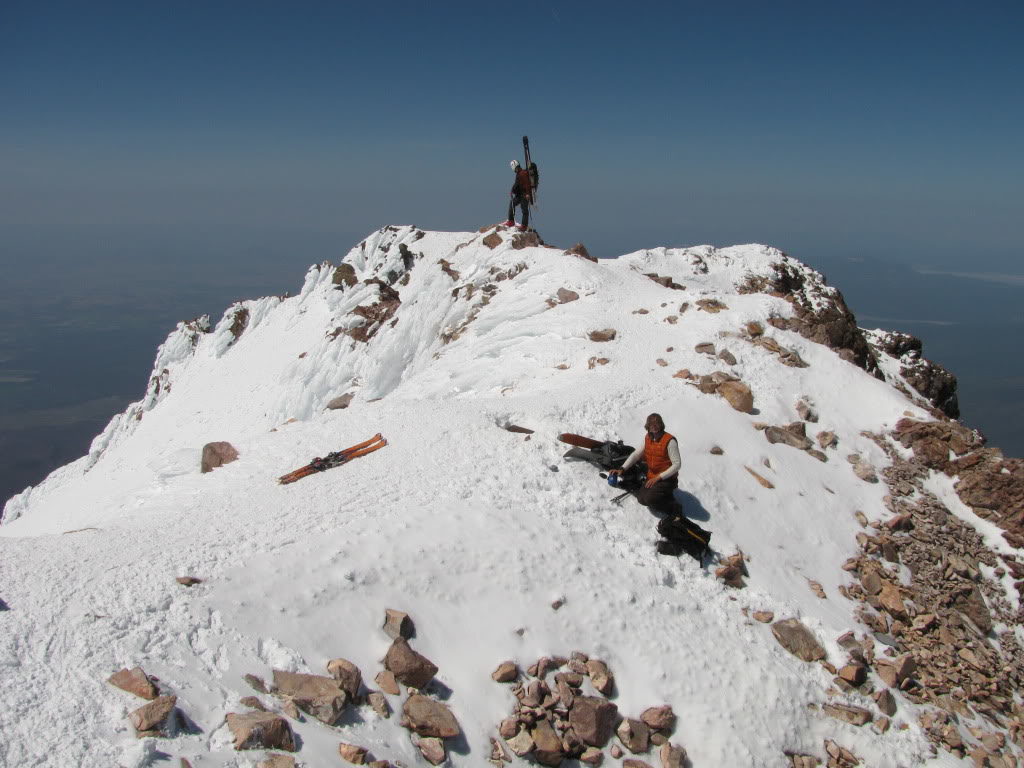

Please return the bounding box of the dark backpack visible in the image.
[656,516,711,562]
[528,162,539,194]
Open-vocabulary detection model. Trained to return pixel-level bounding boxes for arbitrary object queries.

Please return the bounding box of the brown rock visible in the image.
[492,660,518,682]
[852,460,879,483]
[402,694,460,738]
[108,667,158,700]
[878,583,907,620]
[695,342,716,355]
[556,288,580,304]
[327,657,363,698]
[875,689,897,716]
[589,329,617,342]
[610,744,623,759]
[241,696,266,711]
[367,691,390,718]
[745,321,764,337]
[257,756,296,768]
[753,611,774,623]
[709,445,724,455]
[860,570,883,596]
[326,392,355,410]
[745,466,775,489]
[639,705,676,732]
[952,586,993,634]
[716,565,746,589]
[717,380,755,413]
[272,670,347,725]
[507,727,536,756]
[201,441,239,473]
[585,659,614,695]
[129,695,177,735]
[838,665,866,685]
[482,232,502,249]
[384,637,437,688]
[226,711,296,751]
[382,608,414,639]
[580,746,604,765]
[816,431,838,449]
[175,576,202,586]
[375,669,400,695]
[719,349,737,366]
[569,696,619,747]
[764,426,812,450]
[338,742,368,764]
[623,760,654,768]
[417,736,447,765]
[566,243,596,262]
[660,742,687,768]
[823,703,872,726]
[771,618,826,662]
[617,718,650,753]
[532,719,566,766]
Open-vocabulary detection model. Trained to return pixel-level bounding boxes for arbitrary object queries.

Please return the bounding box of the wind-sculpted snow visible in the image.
[0,226,1008,767]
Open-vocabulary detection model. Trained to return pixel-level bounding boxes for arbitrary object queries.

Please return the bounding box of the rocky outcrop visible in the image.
[739,260,878,375]
[566,243,596,262]
[866,329,960,417]
[201,441,239,473]
[345,279,401,343]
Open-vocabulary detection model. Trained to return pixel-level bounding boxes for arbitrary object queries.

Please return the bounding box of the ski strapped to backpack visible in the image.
[278,433,387,484]
[522,135,539,205]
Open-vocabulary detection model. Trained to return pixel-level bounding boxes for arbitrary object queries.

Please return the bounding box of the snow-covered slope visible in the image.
[0,226,1019,767]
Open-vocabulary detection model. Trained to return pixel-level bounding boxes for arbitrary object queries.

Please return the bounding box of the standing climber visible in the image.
[504,160,533,231]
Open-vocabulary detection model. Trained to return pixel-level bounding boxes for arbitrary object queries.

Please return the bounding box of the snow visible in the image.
[0,225,979,766]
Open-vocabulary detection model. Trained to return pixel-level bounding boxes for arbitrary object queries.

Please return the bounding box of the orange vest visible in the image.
[644,432,676,476]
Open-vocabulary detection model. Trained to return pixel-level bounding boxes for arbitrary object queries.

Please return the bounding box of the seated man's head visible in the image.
[645,413,665,435]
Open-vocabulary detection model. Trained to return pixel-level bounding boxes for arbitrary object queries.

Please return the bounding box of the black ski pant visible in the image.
[635,478,680,516]
[507,194,530,228]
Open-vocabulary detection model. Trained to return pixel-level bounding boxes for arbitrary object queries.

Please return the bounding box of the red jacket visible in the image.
[644,432,676,477]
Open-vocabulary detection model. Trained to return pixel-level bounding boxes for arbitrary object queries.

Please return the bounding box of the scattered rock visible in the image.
[338,742,369,764]
[384,637,438,688]
[567,243,596,262]
[589,329,617,342]
[808,580,826,599]
[417,736,447,765]
[753,611,774,623]
[555,288,580,304]
[531,719,566,766]
[226,711,296,751]
[610,744,623,759]
[623,760,654,768]
[745,466,775,489]
[201,441,239,473]
[795,400,818,422]
[244,673,268,694]
[719,349,737,366]
[108,667,159,700]
[129,695,177,736]
[402,694,460,738]
[617,718,650,753]
[717,380,754,413]
[375,669,400,695]
[492,660,518,682]
[327,392,356,410]
[585,659,614,695]
[696,299,728,313]
[482,232,502,249]
[765,426,813,451]
[875,689,896,716]
[771,618,826,662]
[695,342,716,355]
[569,696,619,747]
[507,727,536,756]
[175,576,202,587]
[257,756,296,768]
[382,608,414,639]
[660,742,687,768]
[580,746,604,765]
[645,273,684,290]
[327,658,363,699]
[332,263,358,288]
[823,703,873,726]
[272,670,347,725]
[816,431,838,449]
[367,691,390,718]
[710,445,724,455]
[640,705,675,732]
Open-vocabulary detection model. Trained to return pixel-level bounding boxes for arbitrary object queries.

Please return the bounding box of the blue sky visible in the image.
[2,1,1021,268]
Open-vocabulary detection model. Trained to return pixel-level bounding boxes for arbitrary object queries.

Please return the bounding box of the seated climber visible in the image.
[609,413,711,561]
[608,412,681,516]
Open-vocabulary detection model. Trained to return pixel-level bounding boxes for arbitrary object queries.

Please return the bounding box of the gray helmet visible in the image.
[510,160,521,170]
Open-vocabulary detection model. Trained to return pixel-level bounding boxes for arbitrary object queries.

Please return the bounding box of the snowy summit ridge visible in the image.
[1,224,1022,768]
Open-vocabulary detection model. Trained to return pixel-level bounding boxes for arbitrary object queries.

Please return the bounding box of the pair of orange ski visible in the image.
[278,433,387,485]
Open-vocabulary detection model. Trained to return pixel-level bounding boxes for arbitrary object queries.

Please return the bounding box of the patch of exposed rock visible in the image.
[865,329,960,417]
[201,441,239,473]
